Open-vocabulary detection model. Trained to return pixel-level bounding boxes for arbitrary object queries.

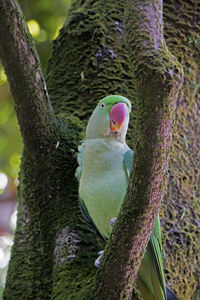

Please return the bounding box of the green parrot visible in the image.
[76,95,177,300]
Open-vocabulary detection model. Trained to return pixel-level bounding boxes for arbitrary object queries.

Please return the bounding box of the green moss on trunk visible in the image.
[161,1,200,299]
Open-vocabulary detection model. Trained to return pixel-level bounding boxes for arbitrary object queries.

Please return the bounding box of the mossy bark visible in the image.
[162,1,200,299]
[96,1,182,298]
[1,0,200,300]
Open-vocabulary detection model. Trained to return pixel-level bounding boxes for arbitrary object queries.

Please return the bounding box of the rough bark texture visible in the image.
[96,1,182,298]
[162,1,200,299]
[1,0,200,300]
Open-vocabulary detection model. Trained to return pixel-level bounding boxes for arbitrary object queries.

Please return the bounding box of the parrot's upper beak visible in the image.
[109,102,128,132]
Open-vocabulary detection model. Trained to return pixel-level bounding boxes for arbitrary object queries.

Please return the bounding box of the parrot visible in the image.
[76,95,177,300]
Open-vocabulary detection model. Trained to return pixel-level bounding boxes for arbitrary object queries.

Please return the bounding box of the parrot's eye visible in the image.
[100,102,105,109]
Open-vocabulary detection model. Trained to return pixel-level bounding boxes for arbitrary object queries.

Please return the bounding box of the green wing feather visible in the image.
[123,149,134,178]
[149,217,167,299]
[76,143,91,224]
[75,144,83,183]
[76,143,105,239]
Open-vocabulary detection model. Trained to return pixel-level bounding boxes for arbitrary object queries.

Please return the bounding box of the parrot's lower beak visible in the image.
[110,102,128,132]
[110,119,124,132]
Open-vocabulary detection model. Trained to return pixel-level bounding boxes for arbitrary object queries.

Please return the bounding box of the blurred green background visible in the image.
[0,0,71,295]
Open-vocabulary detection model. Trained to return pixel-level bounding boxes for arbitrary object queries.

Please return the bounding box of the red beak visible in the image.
[110,102,128,132]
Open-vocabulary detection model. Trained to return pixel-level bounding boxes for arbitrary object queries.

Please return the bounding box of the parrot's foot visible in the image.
[94,250,104,268]
[94,218,117,268]
[109,217,117,227]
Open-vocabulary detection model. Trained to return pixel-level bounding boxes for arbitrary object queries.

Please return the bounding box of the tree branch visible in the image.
[0,0,55,157]
[96,0,183,299]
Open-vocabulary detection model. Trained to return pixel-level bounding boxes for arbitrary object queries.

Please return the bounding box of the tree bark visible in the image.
[161,1,200,299]
[96,1,182,298]
[0,0,199,299]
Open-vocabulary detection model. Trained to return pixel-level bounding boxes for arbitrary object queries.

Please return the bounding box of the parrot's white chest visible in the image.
[79,138,129,238]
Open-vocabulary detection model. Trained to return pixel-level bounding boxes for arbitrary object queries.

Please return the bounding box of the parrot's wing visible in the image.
[79,195,106,241]
[149,216,167,299]
[123,149,134,178]
[75,142,106,241]
[75,144,83,182]
[137,216,167,300]
[75,142,92,225]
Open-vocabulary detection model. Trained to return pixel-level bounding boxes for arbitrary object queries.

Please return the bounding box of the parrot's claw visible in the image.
[109,217,117,227]
[94,250,104,268]
[94,219,117,267]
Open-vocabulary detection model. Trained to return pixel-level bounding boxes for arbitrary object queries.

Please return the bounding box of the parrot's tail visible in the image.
[166,286,178,300]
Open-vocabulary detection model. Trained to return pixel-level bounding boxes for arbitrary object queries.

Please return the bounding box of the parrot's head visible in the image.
[86,95,131,143]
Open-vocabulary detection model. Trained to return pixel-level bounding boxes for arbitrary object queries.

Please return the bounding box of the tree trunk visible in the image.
[1,0,199,300]
[161,2,200,299]
[95,0,182,298]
